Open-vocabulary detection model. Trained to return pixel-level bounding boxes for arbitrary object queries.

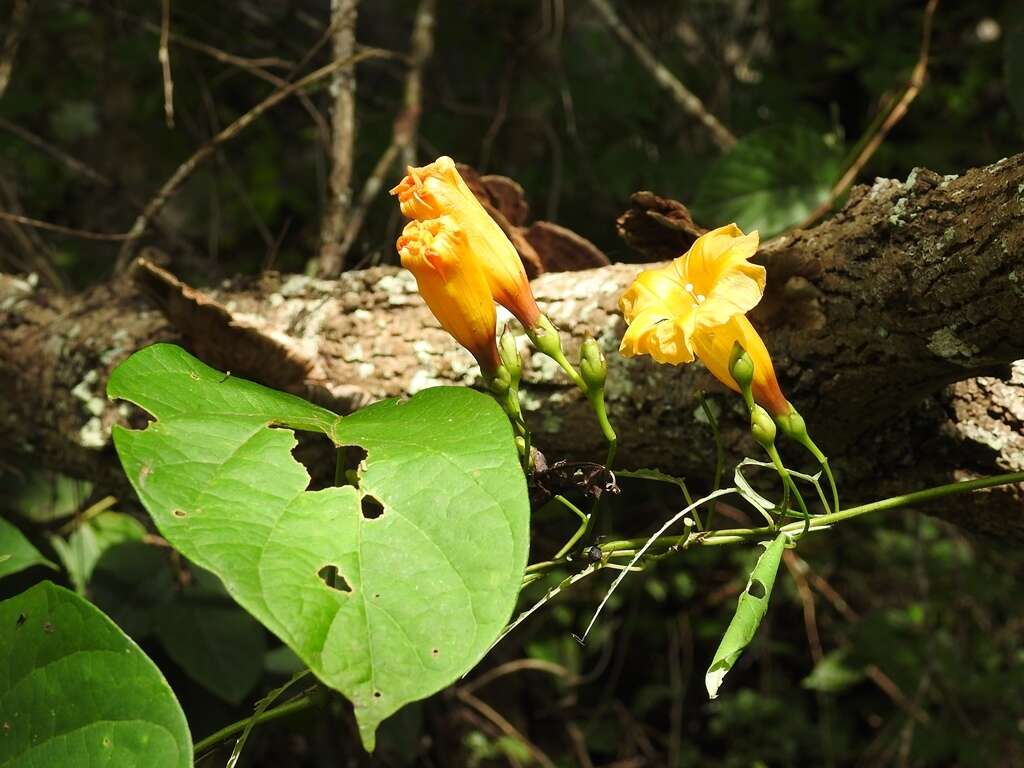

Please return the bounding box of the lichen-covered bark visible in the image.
[2,154,1023,538]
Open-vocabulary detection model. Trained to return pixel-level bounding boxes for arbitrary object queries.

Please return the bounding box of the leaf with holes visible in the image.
[692,124,844,237]
[107,343,529,749]
[705,532,787,699]
[0,581,191,767]
[0,517,57,580]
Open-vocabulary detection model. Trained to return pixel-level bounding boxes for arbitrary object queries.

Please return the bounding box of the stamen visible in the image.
[684,282,694,293]
[696,294,706,304]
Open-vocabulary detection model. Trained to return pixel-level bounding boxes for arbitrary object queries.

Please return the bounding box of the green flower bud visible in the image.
[498,325,522,384]
[729,341,755,390]
[750,404,777,450]
[579,337,607,391]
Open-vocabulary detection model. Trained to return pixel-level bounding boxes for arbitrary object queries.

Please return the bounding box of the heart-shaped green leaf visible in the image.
[0,581,191,767]
[108,344,529,749]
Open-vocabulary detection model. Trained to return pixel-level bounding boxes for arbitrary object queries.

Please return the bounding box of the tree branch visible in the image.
[315,0,359,277]
[2,153,1023,539]
[585,0,735,150]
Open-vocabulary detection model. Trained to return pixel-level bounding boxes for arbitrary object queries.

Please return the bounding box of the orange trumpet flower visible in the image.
[391,156,541,329]
[618,224,789,415]
[397,216,501,374]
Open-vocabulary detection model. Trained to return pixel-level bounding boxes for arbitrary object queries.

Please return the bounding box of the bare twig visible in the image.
[797,0,939,229]
[0,117,112,186]
[151,24,331,152]
[145,23,293,70]
[0,0,31,99]
[158,0,174,127]
[865,664,932,725]
[454,688,557,768]
[316,0,360,277]
[783,550,823,662]
[461,658,578,695]
[330,0,436,273]
[114,47,392,270]
[0,175,63,289]
[0,210,134,241]
[806,568,860,622]
[585,0,736,150]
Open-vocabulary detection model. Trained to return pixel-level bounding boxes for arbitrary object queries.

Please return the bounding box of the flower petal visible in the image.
[695,269,766,329]
[619,307,696,365]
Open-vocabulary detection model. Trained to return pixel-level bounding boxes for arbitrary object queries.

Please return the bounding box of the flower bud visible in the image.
[579,337,608,391]
[750,404,777,450]
[729,342,754,390]
[498,325,522,384]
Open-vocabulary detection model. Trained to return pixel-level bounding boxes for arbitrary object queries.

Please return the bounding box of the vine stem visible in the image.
[193,690,321,759]
[524,471,1024,578]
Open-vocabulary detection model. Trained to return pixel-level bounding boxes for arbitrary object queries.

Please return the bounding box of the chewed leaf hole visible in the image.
[317,565,352,593]
[747,578,767,600]
[360,494,385,520]
[336,445,369,488]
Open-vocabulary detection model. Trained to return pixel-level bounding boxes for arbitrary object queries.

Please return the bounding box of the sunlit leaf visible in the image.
[705,532,788,699]
[108,343,529,749]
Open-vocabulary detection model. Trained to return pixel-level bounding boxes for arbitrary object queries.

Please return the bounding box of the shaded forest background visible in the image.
[2,1,1023,766]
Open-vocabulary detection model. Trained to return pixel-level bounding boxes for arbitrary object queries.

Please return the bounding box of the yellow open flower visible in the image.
[619,224,789,415]
[397,216,500,374]
[390,156,541,329]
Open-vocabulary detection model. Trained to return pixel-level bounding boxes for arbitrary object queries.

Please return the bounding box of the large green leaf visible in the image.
[0,581,191,767]
[0,517,56,579]
[705,532,787,699]
[692,125,844,238]
[108,343,529,749]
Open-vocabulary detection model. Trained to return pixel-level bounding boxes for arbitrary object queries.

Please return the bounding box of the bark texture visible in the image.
[2,154,1023,538]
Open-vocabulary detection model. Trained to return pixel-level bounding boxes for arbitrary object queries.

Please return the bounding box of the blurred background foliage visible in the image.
[2,0,1023,766]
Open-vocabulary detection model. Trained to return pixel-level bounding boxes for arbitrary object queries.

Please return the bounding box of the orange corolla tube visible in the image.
[390,156,541,329]
[618,223,789,415]
[397,216,500,374]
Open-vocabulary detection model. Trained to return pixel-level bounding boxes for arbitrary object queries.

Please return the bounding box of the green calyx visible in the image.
[527,315,586,391]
